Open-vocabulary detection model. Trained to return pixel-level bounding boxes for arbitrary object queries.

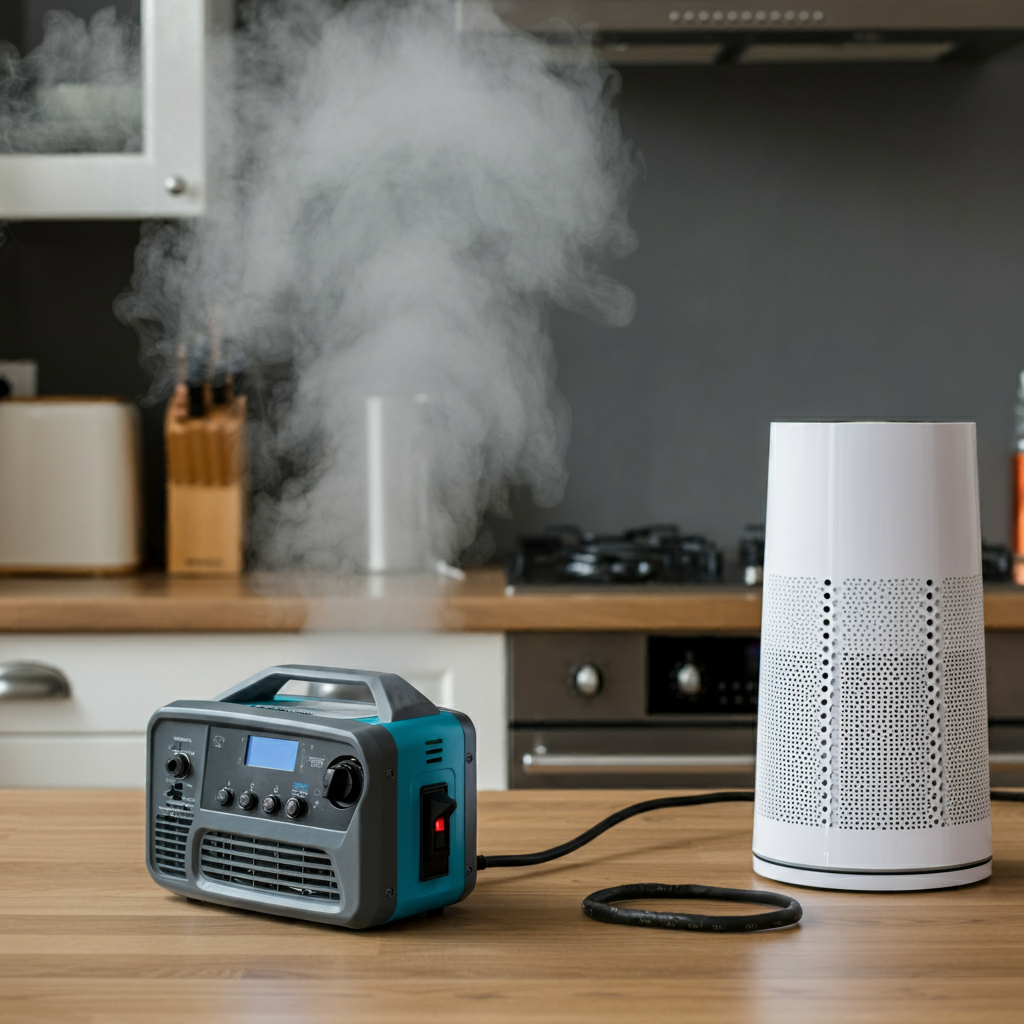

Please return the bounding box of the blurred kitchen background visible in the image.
[5,11,1024,566]
[4,1,1024,793]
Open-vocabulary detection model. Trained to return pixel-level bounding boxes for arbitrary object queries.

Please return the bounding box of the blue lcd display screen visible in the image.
[245,735,299,771]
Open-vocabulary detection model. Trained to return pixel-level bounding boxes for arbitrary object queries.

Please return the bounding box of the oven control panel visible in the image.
[648,636,759,715]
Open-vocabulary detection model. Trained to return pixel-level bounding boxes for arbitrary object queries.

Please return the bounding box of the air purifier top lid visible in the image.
[764,421,980,580]
[770,419,975,425]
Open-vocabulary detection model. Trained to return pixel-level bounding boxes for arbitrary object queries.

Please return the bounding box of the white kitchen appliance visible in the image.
[365,395,433,573]
[0,398,141,573]
[753,421,992,890]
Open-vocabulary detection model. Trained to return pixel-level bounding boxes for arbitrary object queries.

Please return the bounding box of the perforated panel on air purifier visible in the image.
[756,575,833,828]
[755,571,989,831]
[939,575,989,826]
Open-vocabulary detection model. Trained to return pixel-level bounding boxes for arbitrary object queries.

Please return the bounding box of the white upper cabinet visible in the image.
[0,0,230,219]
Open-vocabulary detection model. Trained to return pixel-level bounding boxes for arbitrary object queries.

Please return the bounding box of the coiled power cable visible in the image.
[477,791,800,933]
[477,789,1024,933]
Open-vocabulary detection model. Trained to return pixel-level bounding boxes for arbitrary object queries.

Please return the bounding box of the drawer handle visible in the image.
[0,661,71,701]
[521,753,755,774]
[989,753,1024,770]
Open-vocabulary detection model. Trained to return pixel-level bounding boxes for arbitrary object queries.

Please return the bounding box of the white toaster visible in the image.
[0,398,141,573]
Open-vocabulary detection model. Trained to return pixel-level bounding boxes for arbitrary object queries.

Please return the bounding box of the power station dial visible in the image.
[262,795,281,815]
[216,787,233,806]
[165,753,191,778]
[237,790,257,811]
[285,796,308,819]
[323,757,363,808]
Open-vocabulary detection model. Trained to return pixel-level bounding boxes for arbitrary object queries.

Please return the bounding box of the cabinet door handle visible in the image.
[0,662,71,700]
[521,753,755,774]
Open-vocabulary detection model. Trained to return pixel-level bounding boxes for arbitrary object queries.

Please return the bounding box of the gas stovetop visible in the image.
[508,525,725,588]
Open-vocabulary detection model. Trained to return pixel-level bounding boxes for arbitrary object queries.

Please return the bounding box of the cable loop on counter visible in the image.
[582,882,802,932]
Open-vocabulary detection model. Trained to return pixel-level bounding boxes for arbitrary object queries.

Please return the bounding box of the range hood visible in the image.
[465,1,1024,64]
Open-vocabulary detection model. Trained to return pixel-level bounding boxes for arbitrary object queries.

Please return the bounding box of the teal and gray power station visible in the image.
[146,665,476,928]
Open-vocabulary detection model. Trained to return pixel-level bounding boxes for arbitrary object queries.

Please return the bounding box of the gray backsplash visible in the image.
[493,50,1024,561]
[5,50,1024,567]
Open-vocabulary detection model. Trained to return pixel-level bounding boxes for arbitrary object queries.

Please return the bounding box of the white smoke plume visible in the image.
[0,6,141,153]
[120,0,637,572]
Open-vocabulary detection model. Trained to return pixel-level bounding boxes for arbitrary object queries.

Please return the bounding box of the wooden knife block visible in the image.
[165,393,246,576]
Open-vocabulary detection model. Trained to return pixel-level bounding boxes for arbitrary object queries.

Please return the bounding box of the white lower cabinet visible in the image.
[0,632,507,789]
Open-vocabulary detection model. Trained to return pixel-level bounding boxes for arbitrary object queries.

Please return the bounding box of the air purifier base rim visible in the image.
[752,854,991,892]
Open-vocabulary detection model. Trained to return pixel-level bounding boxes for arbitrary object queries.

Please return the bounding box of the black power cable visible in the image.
[477,789,1024,933]
[476,791,800,933]
[477,791,756,870]
[583,883,801,932]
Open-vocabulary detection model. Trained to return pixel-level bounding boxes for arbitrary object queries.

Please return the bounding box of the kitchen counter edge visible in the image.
[0,571,1021,633]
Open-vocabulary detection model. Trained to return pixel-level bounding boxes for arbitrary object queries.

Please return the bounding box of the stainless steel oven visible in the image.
[508,632,1024,789]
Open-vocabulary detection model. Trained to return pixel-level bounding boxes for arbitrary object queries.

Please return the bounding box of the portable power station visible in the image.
[146,665,476,929]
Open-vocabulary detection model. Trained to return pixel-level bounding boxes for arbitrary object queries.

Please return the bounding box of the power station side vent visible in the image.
[425,737,443,765]
[153,812,193,878]
[199,831,340,901]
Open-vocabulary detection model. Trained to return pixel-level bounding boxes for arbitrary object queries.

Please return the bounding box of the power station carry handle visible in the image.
[214,664,440,722]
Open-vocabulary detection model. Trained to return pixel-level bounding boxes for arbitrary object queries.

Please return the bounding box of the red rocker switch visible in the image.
[420,783,457,880]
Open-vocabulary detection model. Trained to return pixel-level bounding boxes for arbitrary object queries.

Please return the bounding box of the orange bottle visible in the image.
[1016,452,1024,584]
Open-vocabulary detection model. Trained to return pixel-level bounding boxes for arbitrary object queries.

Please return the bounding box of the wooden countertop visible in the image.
[1,788,1022,1023]
[0,570,1022,633]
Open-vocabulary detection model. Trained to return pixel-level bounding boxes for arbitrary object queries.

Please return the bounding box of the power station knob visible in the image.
[675,663,702,696]
[323,758,363,808]
[165,753,191,778]
[237,791,257,811]
[262,795,281,815]
[216,787,233,807]
[285,796,308,819]
[573,664,603,698]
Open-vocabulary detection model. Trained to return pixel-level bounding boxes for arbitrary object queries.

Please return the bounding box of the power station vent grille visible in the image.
[199,831,340,901]
[153,812,193,878]
[757,573,989,831]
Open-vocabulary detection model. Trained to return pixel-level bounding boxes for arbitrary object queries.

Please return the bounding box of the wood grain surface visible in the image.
[0,569,769,633]
[0,570,1022,634]
[1,789,1022,1023]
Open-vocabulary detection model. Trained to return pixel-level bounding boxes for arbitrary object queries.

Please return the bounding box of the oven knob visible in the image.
[675,663,702,696]
[165,753,191,778]
[573,664,603,698]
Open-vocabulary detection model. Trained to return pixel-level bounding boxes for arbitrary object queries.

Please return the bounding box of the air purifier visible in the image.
[753,422,992,890]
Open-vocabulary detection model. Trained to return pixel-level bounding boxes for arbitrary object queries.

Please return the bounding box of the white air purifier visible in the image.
[752,422,991,891]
